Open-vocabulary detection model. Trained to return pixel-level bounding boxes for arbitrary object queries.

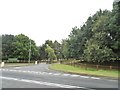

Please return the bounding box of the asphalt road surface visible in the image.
[0,63,119,90]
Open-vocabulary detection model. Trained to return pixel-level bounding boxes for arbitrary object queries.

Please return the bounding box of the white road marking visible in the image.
[4,69,8,71]
[53,73,61,76]
[14,67,21,69]
[9,70,16,72]
[70,75,80,77]
[18,70,22,72]
[48,73,52,75]
[22,71,27,73]
[62,74,70,76]
[29,71,34,73]
[26,71,30,73]
[0,76,85,88]
[1,69,111,81]
[80,76,89,78]
[91,77,100,80]
[34,72,39,74]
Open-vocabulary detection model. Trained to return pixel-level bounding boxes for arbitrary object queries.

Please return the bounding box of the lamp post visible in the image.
[28,39,31,63]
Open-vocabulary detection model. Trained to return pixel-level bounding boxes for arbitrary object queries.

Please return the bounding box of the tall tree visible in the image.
[108,0,120,60]
[61,39,70,59]
[39,44,48,60]
[2,34,15,60]
[53,40,62,60]
[45,44,56,62]
[13,34,39,60]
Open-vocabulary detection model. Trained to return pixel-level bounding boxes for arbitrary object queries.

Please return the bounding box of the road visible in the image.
[0,63,119,90]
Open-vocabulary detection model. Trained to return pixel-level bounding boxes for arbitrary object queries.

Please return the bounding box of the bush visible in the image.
[7,58,19,63]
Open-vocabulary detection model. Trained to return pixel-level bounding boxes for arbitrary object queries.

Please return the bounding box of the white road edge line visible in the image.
[0,76,84,88]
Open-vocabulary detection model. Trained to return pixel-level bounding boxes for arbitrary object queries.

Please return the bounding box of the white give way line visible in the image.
[0,69,101,80]
[0,76,87,89]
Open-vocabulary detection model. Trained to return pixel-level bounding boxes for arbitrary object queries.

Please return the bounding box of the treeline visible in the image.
[2,1,120,63]
[2,34,39,61]
[2,33,64,61]
[61,1,120,63]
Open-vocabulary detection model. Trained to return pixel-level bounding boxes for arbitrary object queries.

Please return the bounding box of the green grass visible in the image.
[50,64,119,78]
[3,63,34,67]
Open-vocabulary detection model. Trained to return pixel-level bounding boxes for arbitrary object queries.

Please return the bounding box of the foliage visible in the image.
[60,1,120,63]
[2,34,15,59]
[45,44,56,60]
[2,34,39,61]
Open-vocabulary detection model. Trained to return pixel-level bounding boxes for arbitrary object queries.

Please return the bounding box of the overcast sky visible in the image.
[0,0,114,46]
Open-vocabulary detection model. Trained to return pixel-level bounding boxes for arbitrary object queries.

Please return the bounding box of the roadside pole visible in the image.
[28,39,31,63]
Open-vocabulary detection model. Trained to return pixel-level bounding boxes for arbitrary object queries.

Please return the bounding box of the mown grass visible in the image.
[50,64,119,78]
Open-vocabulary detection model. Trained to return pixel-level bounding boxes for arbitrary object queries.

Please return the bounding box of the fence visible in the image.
[61,61,120,71]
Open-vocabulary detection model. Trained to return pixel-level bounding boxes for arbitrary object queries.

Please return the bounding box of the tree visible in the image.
[84,39,114,63]
[45,44,56,62]
[108,0,120,60]
[2,34,15,60]
[45,40,54,48]
[39,44,48,60]
[13,34,39,61]
[61,5,119,63]
[53,40,62,60]
[61,39,70,59]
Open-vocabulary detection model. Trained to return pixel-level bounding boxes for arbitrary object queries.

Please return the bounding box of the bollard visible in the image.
[1,62,5,67]
[35,61,37,65]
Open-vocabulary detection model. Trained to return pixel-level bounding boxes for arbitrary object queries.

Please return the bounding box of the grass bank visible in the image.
[49,64,119,79]
[2,63,34,68]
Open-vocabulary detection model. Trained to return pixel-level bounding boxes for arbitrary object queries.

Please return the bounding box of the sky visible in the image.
[0,0,114,46]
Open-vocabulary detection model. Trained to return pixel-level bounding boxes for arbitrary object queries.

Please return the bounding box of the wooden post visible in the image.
[85,64,87,70]
[96,65,99,71]
[110,66,112,70]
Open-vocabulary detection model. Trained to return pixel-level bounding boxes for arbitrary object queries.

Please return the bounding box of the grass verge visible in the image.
[49,64,119,79]
[2,63,34,68]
